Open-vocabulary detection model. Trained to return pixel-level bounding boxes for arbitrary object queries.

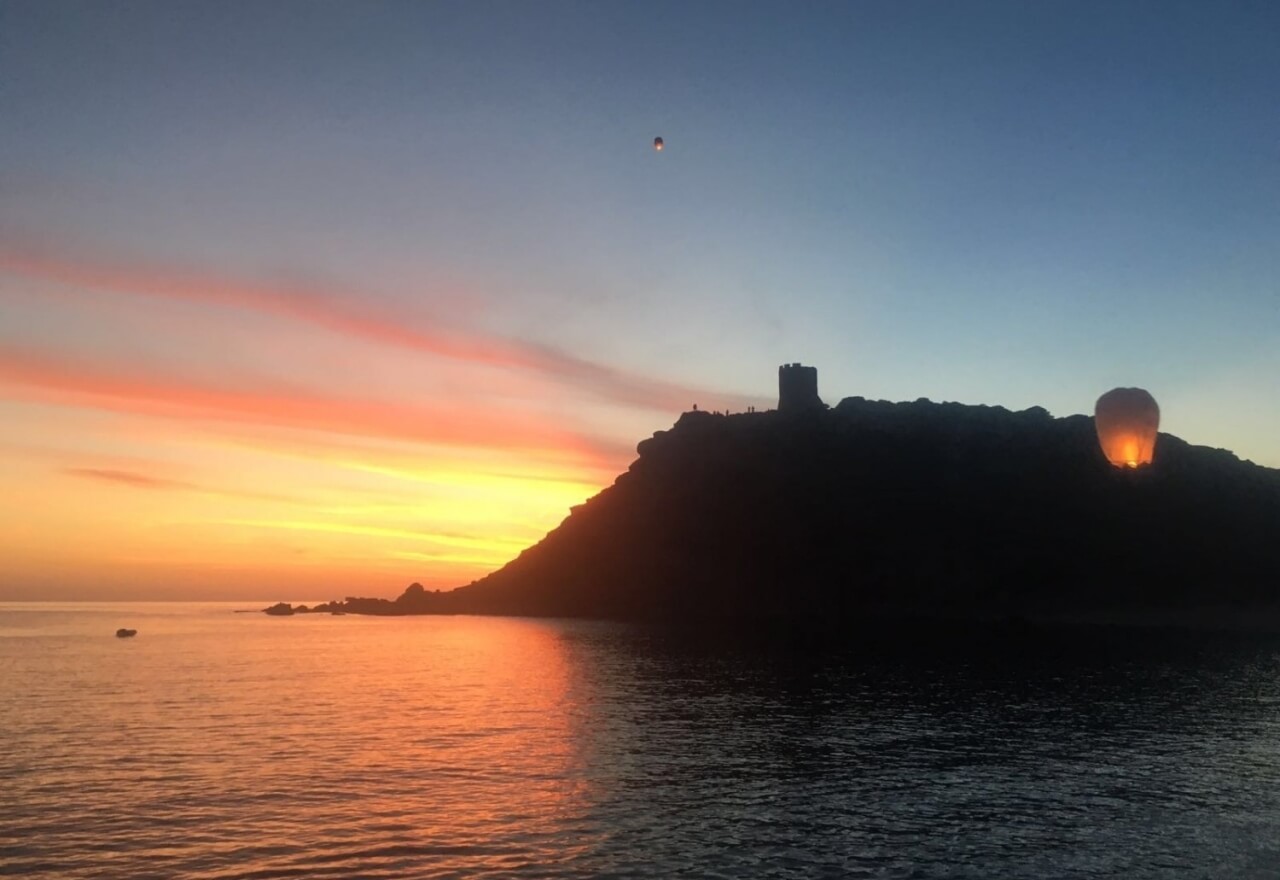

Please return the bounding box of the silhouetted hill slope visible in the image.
[344,398,1280,622]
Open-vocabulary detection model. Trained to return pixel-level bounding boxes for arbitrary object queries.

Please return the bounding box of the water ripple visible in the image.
[3,606,1280,877]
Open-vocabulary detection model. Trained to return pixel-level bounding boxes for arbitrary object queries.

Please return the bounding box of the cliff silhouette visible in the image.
[293,392,1280,626]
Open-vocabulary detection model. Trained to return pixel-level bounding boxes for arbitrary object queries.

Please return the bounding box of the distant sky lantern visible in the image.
[653,136,664,151]
[1094,387,1160,468]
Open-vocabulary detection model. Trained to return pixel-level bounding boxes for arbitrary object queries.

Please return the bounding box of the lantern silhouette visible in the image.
[1094,387,1159,468]
[653,136,664,151]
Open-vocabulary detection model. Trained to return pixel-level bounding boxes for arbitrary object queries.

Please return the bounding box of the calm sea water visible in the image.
[2,602,1280,879]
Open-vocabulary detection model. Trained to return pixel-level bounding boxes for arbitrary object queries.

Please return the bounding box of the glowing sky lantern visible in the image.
[653,136,664,151]
[1094,387,1160,468]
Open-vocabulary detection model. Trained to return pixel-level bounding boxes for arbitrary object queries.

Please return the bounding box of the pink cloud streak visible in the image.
[0,347,631,466]
[0,245,763,413]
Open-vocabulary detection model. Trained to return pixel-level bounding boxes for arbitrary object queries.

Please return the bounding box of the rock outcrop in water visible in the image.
[275,396,1280,625]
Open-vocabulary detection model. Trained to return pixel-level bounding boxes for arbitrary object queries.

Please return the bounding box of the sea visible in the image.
[2,602,1280,879]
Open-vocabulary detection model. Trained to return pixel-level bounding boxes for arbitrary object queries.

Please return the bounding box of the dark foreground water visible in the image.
[2,603,1279,879]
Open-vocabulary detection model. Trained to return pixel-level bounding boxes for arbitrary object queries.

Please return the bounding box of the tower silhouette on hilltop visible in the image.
[778,363,823,412]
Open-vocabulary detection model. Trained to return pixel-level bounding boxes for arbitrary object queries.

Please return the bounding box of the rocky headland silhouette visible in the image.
[270,370,1280,628]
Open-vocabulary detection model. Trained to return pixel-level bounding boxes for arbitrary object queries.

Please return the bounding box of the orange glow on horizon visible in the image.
[0,352,621,599]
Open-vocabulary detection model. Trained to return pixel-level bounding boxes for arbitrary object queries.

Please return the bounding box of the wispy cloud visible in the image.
[0,346,630,465]
[60,466,299,503]
[0,244,764,412]
[62,467,198,490]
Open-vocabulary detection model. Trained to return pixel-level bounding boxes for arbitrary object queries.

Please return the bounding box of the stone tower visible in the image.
[778,363,823,412]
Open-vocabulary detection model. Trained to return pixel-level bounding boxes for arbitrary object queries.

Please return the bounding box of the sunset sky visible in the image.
[2,2,1278,600]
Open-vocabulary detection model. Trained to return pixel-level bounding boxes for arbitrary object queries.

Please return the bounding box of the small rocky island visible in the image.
[268,365,1280,627]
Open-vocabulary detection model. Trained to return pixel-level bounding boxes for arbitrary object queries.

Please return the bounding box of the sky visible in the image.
[2,1,1278,600]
